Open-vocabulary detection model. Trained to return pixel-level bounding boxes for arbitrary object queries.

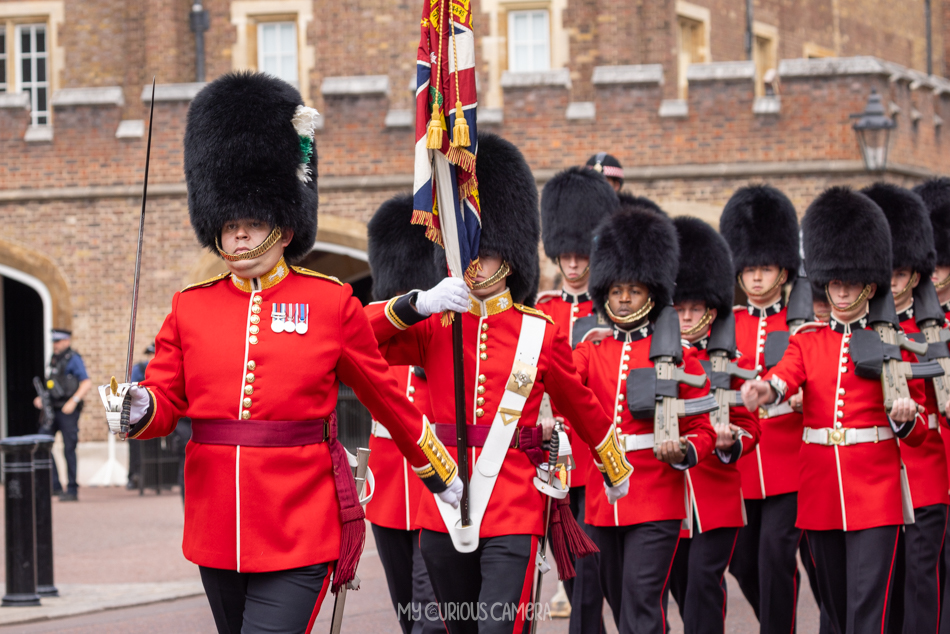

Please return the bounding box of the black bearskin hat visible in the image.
[617,192,668,217]
[802,187,892,291]
[720,185,800,280]
[860,182,935,278]
[585,152,624,185]
[913,178,950,268]
[436,133,540,305]
[673,217,735,314]
[184,72,319,263]
[541,167,618,260]
[589,204,679,322]
[368,194,441,301]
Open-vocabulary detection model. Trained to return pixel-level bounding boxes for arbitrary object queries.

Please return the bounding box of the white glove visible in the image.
[98,382,151,438]
[415,278,470,316]
[604,478,629,505]
[437,476,464,509]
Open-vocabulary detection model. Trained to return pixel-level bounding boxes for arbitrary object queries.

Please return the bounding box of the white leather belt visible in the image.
[930,414,939,431]
[761,402,795,419]
[802,426,894,446]
[622,433,655,452]
[371,420,392,440]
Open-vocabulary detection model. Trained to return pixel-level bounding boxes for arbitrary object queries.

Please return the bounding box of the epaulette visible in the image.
[791,321,828,336]
[732,304,745,313]
[291,266,343,286]
[535,290,559,305]
[515,304,555,325]
[181,272,229,293]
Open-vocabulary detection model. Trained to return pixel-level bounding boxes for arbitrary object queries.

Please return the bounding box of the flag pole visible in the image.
[453,314,471,526]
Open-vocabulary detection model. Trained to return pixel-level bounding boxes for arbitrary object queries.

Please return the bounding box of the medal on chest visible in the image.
[270,302,309,335]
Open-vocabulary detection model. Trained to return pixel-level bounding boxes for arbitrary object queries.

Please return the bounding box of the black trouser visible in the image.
[561,488,605,634]
[729,492,801,633]
[800,531,834,634]
[50,406,80,494]
[667,527,739,634]
[372,524,442,634]
[420,530,535,634]
[128,439,141,484]
[589,520,680,634]
[896,504,948,634]
[199,563,331,634]
[806,526,901,634]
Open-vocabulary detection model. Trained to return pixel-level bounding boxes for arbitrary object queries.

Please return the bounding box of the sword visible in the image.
[530,425,560,634]
[110,77,156,439]
[329,447,371,634]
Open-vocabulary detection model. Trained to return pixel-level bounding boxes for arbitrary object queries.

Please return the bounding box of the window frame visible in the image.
[256,20,299,88]
[15,22,49,126]
[675,1,711,100]
[0,29,7,92]
[752,22,778,98]
[507,8,551,73]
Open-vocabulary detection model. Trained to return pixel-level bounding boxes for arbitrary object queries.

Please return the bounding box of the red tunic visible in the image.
[734,303,804,499]
[899,308,950,508]
[942,302,950,486]
[365,365,433,530]
[536,289,594,487]
[573,326,717,527]
[136,262,432,572]
[763,318,929,531]
[684,340,761,533]
[366,289,617,538]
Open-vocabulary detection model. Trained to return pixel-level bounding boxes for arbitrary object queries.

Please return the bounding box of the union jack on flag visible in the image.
[412,0,481,283]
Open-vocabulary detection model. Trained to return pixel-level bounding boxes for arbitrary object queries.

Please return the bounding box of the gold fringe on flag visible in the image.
[458,175,479,201]
[411,208,445,247]
[445,145,477,173]
[464,258,481,286]
[440,310,455,327]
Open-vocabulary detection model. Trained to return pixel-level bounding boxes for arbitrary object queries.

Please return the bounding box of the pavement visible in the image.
[0,486,820,632]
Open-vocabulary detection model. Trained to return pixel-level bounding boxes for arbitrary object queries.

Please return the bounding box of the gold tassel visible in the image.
[426,105,444,150]
[440,310,455,327]
[451,101,470,148]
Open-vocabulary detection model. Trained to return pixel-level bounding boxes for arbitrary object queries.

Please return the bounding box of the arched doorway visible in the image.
[296,240,372,304]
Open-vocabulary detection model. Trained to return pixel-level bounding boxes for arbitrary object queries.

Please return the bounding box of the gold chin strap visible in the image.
[557,258,590,284]
[682,308,715,336]
[893,271,919,299]
[738,268,788,298]
[605,297,654,325]
[825,283,873,313]
[936,272,950,290]
[469,260,511,290]
[216,226,282,262]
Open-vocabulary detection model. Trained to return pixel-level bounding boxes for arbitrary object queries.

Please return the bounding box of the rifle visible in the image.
[912,278,950,414]
[33,377,55,434]
[329,447,371,634]
[763,275,815,370]
[700,312,756,429]
[851,291,944,410]
[627,306,719,457]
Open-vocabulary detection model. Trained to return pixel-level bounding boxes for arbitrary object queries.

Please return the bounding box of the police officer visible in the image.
[862,182,949,634]
[34,328,91,501]
[573,203,716,634]
[99,72,461,633]
[720,185,805,633]
[365,193,442,634]
[669,216,760,633]
[366,133,632,634]
[742,186,928,633]
[536,165,618,632]
[585,152,624,193]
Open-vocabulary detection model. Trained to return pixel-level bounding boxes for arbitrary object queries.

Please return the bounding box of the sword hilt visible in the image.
[118,391,132,441]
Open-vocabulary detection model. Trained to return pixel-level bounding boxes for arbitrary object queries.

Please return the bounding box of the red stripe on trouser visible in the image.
[880,527,901,634]
[513,536,539,634]
[305,563,335,634]
[659,536,681,626]
[722,530,741,627]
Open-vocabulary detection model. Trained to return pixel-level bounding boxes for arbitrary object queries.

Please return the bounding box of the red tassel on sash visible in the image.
[549,493,599,581]
[326,412,366,593]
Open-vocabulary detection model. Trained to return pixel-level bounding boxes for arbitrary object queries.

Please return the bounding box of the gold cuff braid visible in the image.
[418,423,458,484]
[595,427,633,485]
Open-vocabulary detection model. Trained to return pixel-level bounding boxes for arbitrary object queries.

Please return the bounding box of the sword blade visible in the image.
[124,77,156,383]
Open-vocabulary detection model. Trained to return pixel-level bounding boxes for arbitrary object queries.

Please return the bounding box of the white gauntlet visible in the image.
[98,382,151,439]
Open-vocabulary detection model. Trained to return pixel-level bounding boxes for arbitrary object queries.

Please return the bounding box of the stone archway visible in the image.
[0,238,72,330]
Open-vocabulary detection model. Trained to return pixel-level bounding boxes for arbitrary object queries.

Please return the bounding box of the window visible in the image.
[508,10,550,73]
[677,15,708,99]
[16,24,48,125]
[752,23,778,97]
[0,31,6,92]
[257,21,298,87]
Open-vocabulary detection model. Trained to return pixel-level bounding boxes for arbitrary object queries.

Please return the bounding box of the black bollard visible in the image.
[26,435,57,597]
[1,437,40,606]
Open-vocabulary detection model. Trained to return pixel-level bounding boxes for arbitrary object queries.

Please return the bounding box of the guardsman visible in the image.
[536,165,619,631]
[668,216,760,634]
[365,194,443,634]
[720,185,805,633]
[572,204,717,634]
[915,178,950,316]
[862,182,949,634]
[99,73,461,633]
[741,186,928,634]
[585,152,624,193]
[366,133,632,634]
